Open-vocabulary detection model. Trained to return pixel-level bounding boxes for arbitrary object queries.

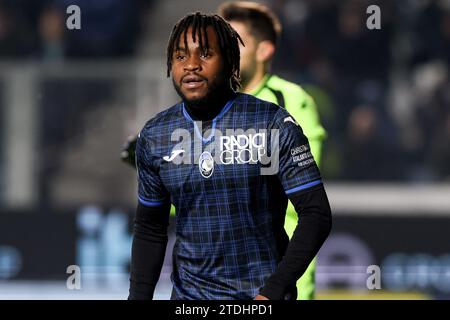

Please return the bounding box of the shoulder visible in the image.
[234,92,294,131]
[266,75,326,139]
[139,103,182,139]
[235,92,281,115]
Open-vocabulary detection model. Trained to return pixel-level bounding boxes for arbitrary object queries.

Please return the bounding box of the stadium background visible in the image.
[0,0,450,300]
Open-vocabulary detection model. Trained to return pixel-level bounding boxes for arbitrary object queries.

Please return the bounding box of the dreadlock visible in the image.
[166,12,244,91]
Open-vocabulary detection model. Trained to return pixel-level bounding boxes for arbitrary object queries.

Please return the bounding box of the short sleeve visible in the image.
[136,131,169,206]
[271,108,323,196]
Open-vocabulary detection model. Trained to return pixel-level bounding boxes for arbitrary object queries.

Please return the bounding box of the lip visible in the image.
[182,75,206,89]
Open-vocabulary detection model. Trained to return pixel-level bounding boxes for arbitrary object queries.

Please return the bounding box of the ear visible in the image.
[256,40,276,63]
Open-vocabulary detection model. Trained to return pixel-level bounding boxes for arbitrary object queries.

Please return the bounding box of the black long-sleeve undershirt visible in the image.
[259,184,332,299]
[128,201,171,300]
[128,184,332,300]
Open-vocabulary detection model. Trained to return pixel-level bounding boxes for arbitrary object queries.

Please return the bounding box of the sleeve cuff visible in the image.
[259,277,288,300]
[138,196,166,207]
[285,179,322,195]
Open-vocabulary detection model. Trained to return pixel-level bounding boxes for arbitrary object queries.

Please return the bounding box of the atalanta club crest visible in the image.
[199,151,214,178]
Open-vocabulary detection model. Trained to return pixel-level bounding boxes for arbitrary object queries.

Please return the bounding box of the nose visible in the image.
[184,54,201,72]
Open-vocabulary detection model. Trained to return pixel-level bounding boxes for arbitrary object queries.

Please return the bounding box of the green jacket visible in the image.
[249,74,326,300]
[249,74,326,164]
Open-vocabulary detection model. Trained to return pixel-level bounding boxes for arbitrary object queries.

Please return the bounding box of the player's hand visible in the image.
[254,295,269,300]
[121,135,138,168]
[284,285,297,300]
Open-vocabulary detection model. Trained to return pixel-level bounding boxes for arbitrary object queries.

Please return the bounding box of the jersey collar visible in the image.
[181,96,237,143]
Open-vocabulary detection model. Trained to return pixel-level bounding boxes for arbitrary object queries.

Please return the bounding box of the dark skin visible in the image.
[171,26,225,104]
[171,25,235,121]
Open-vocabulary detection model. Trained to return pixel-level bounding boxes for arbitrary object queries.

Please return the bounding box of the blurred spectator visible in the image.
[54,0,147,58]
[428,112,450,181]
[440,8,450,64]
[342,105,403,181]
[411,0,450,66]
[37,5,65,61]
[331,0,392,134]
[411,61,450,164]
[1,0,449,183]
[0,0,152,60]
[0,1,34,58]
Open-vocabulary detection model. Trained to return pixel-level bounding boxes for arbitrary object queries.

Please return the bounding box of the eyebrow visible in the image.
[174,46,215,54]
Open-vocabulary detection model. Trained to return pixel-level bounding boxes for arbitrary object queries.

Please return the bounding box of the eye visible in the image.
[175,54,186,61]
[200,51,211,59]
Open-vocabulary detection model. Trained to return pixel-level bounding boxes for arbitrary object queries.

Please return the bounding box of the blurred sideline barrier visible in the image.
[0,184,449,299]
[316,183,450,300]
[0,60,172,210]
[316,290,430,300]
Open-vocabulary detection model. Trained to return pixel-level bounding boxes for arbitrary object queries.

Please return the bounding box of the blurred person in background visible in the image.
[330,0,391,139]
[428,112,450,181]
[51,0,147,58]
[411,0,450,67]
[37,4,65,61]
[343,104,403,181]
[1,0,152,61]
[412,61,450,181]
[404,60,450,180]
[0,1,34,58]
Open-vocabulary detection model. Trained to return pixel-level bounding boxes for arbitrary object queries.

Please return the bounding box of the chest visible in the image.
[156,121,270,196]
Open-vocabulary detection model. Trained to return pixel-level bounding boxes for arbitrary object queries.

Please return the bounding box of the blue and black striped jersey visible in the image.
[136,93,322,299]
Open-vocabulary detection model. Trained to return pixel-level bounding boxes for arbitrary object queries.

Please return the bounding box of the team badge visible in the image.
[199,151,214,178]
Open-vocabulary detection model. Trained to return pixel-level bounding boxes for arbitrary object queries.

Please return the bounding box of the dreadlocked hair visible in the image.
[166,12,244,91]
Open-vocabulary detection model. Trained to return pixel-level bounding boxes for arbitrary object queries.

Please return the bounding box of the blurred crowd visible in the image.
[0,0,153,60]
[271,0,450,181]
[0,0,449,182]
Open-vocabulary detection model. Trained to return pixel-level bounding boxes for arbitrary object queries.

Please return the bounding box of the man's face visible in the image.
[229,21,258,88]
[171,26,227,104]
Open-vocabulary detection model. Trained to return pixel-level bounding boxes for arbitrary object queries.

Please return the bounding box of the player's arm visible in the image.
[259,184,331,300]
[128,130,171,300]
[129,201,170,299]
[259,108,332,300]
[121,134,177,217]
